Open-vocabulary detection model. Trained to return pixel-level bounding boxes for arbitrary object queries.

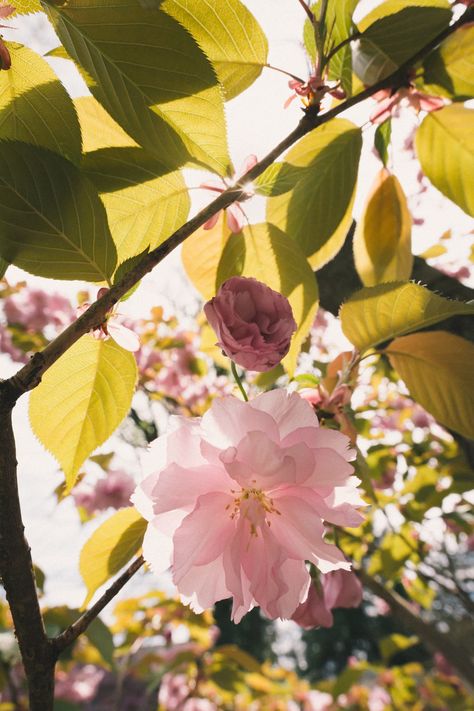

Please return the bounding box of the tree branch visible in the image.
[0,389,55,710]
[53,555,145,654]
[358,569,474,688]
[4,5,472,403]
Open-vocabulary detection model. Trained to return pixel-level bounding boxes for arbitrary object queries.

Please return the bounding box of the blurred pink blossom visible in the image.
[182,699,218,711]
[72,470,135,515]
[0,325,27,363]
[291,570,363,629]
[4,288,74,331]
[303,689,334,710]
[370,87,444,124]
[367,685,391,711]
[133,389,364,622]
[204,276,296,371]
[200,155,257,233]
[55,664,105,703]
[158,673,190,710]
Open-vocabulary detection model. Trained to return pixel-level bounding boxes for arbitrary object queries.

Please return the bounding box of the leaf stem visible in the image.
[231,360,249,402]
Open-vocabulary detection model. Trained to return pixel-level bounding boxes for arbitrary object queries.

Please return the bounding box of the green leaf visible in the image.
[354,2,451,84]
[44,0,230,174]
[74,95,136,153]
[415,104,474,217]
[266,119,362,268]
[374,119,392,167]
[422,24,474,100]
[324,0,358,96]
[254,162,304,197]
[216,222,319,375]
[79,507,146,608]
[0,142,117,281]
[83,147,189,264]
[162,0,268,101]
[0,44,82,164]
[29,336,137,490]
[340,281,474,353]
[380,634,419,663]
[353,168,413,286]
[385,331,474,438]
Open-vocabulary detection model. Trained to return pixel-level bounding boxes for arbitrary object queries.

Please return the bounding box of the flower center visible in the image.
[226,487,280,537]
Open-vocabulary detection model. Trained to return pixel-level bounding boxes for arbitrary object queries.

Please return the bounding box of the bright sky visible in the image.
[0,1,472,610]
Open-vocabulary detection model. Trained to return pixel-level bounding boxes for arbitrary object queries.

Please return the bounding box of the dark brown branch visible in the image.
[0,392,55,710]
[358,569,474,687]
[53,555,145,654]
[4,5,472,403]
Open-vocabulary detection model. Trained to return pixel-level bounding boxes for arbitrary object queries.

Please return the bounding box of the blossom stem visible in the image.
[231,360,249,402]
[264,63,306,83]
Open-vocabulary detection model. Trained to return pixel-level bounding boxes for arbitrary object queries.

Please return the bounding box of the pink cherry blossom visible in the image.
[132,389,364,622]
[291,570,363,629]
[4,288,74,331]
[55,665,105,703]
[370,87,445,125]
[157,673,191,711]
[200,155,257,233]
[78,287,140,352]
[303,690,334,711]
[72,470,135,515]
[204,276,296,372]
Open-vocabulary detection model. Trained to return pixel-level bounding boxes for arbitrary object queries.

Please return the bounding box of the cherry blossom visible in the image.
[291,570,363,629]
[200,155,257,233]
[204,276,296,371]
[370,87,445,125]
[132,389,364,622]
[72,470,136,515]
[78,287,140,352]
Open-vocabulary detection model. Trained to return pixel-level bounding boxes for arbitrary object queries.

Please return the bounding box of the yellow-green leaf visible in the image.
[415,104,474,217]
[0,44,82,164]
[29,336,137,490]
[380,634,419,663]
[385,331,474,439]
[74,96,136,153]
[9,0,42,14]
[340,281,474,353]
[216,223,319,375]
[422,24,474,100]
[267,119,362,269]
[0,141,117,281]
[182,212,232,300]
[83,147,190,264]
[80,507,146,608]
[354,168,412,286]
[354,2,451,84]
[162,0,268,100]
[44,0,230,174]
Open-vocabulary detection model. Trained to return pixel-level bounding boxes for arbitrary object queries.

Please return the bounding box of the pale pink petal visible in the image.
[291,581,334,629]
[201,396,279,449]
[152,463,231,515]
[269,558,311,619]
[202,211,221,230]
[130,472,158,520]
[324,570,362,609]
[179,555,232,612]
[220,430,298,489]
[142,511,186,574]
[200,180,225,192]
[269,495,351,572]
[172,492,235,581]
[239,154,258,175]
[226,203,245,233]
[250,390,318,440]
[280,486,364,527]
[282,426,355,461]
[303,448,355,493]
[107,320,140,351]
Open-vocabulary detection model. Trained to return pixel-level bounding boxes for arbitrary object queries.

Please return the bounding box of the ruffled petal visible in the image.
[251,390,318,440]
[201,396,279,449]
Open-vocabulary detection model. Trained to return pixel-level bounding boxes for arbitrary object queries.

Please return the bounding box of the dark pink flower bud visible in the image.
[0,38,11,70]
[204,276,296,371]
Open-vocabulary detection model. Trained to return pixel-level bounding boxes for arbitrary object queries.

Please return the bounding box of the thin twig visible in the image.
[53,555,145,654]
[296,0,314,23]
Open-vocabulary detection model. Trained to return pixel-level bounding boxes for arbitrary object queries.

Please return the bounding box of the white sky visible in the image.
[0,1,472,609]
